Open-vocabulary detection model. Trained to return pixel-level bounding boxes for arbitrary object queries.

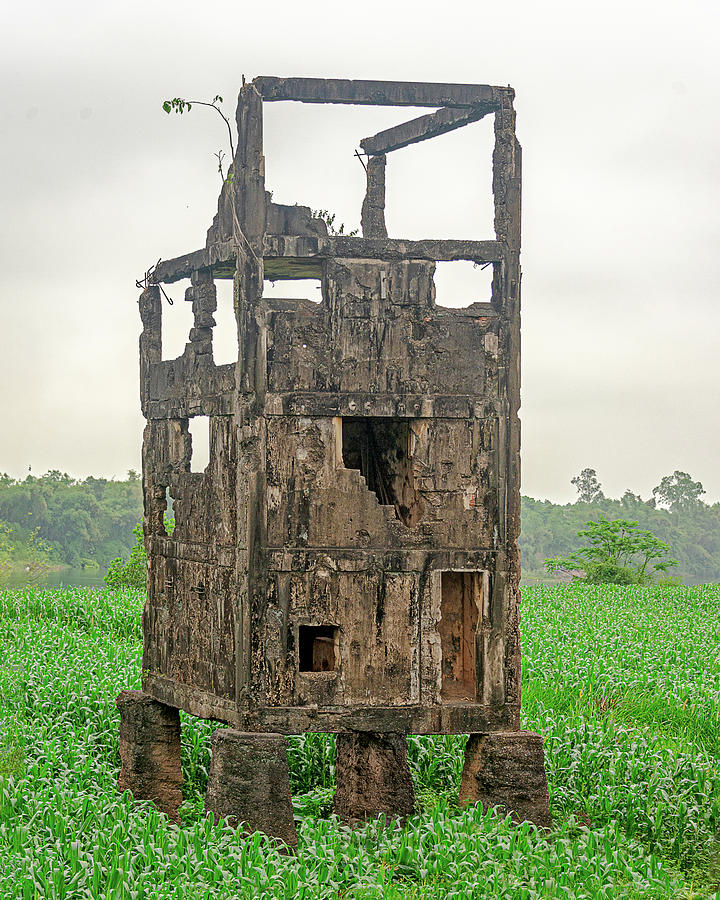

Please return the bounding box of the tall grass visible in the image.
[1,583,719,898]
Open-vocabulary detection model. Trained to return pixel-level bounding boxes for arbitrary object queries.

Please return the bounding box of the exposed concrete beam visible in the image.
[360,105,493,155]
[253,76,511,108]
[152,237,505,284]
[153,243,236,284]
[263,235,504,264]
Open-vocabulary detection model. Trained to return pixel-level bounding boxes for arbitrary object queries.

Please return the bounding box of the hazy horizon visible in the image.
[2,0,718,505]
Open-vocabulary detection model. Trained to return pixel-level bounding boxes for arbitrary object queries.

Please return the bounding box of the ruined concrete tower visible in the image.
[118,77,550,837]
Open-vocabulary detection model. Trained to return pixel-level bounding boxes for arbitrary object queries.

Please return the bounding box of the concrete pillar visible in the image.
[116,690,183,822]
[205,730,297,848]
[333,731,415,823]
[459,731,551,827]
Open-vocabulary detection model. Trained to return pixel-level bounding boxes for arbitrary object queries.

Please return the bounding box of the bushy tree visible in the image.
[652,471,705,511]
[104,524,147,589]
[571,468,605,503]
[0,471,143,568]
[545,516,677,585]
[104,517,174,590]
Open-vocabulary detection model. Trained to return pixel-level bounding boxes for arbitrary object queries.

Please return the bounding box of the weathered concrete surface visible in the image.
[334,732,415,822]
[459,732,551,827]
[252,76,507,109]
[205,730,297,847]
[137,76,524,742]
[361,106,490,156]
[116,690,183,822]
[361,155,387,238]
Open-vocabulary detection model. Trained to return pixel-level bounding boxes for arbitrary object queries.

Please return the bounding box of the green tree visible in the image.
[104,517,174,590]
[571,468,605,503]
[545,516,678,585]
[652,470,706,511]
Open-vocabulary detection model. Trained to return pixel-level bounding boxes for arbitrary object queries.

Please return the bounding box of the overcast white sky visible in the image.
[1,0,718,503]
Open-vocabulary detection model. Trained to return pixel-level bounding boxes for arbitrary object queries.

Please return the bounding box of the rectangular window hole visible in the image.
[263,103,409,240]
[262,277,322,303]
[165,485,175,521]
[213,278,238,365]
[434,260,494,309]
[160,279,194,360]
[299,625,338,672]
[384,114,495,241]
[188,416,210,473]
[162,485,175,535]
[341,417,423,526]
[439,572,482,701]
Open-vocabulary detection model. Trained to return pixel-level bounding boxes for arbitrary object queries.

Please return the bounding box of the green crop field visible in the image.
[0,583,719,899]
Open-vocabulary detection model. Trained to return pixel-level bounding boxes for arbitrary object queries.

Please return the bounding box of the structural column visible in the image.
[205,730,297,848]
[459,731,551,827]
[333,731,415,823]
[116,690,183,822]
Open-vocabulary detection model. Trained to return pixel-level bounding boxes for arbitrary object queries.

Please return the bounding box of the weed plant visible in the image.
[0,584,719,898]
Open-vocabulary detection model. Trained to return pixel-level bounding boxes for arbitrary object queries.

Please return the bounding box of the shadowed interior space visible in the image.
[439,571,481,701]
[341,417,423,526]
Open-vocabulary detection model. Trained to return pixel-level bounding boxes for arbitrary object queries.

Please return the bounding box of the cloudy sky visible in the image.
[2,0,718,503]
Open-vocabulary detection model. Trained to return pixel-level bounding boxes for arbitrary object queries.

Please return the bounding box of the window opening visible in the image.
[262,277,322,303]
[298,625,338,672]
[438,571,481,701]
[188,416,210,473]
[160,279,194,360]
[165,486,175,524]
[384,115,495,241]
[433,260,494,309]
[212,278,237,364]
[263,103,414,238]
[341,417,423,526]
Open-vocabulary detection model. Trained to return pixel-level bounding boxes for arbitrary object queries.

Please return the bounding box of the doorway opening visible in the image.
[438,571,482,701]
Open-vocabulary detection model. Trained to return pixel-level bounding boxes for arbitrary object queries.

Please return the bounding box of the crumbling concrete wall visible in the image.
[139,77,522,736]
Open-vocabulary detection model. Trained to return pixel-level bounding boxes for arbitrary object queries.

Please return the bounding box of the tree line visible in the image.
[521,469,719,585]
[0,470,142,573]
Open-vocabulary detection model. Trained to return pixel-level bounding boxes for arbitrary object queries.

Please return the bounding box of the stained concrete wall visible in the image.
[139,77,522,735]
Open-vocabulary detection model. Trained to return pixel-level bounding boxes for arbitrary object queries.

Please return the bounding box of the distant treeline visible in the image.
[521,469,719,585]
[1,467,717,584]
[0,470,142,570]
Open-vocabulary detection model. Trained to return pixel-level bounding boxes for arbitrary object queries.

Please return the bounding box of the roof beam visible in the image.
[253,76,510,108]
[264,235,505,264]
[360,105,493,156]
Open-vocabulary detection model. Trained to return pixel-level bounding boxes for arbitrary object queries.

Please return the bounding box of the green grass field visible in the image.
[1,583,719,899]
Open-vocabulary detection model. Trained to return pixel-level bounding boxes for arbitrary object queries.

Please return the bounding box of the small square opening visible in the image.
[298,625,338,672]
[434,260,493,309]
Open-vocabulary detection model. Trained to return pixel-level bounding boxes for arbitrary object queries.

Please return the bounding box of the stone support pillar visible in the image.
[116,690,183,822]
[333,731,415,823]
[459,731,551,827]
[205,730,297,848]
[360,154,388,238]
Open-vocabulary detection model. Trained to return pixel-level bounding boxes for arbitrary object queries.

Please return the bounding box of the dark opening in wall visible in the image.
[439,571,481,701]
[298,625,338,672]
[341,417,423,527]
